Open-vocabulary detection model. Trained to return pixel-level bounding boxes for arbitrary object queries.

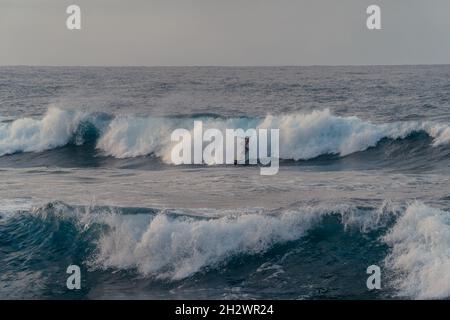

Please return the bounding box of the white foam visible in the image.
[0,106,87,156]
[17,200,450,298]
[383,202,450,299]
[96,116,173,158]
[88,201,450,298]
[90,207,329,280]
[96,108,450,161]
[428,123,450,146]
[2,107,450,160]
[95,115,259,161]
[258,109,450,160]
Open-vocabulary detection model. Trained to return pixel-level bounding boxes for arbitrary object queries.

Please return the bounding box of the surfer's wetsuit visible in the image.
[244,138,250,164]
[234,137,250,165]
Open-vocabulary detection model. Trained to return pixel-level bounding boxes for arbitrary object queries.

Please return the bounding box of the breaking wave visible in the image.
[383,202,450,299]
[1,200,449,299]
[1,107,450,162]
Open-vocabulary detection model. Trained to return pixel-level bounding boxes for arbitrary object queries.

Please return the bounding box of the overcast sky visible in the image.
[1,0,450,66]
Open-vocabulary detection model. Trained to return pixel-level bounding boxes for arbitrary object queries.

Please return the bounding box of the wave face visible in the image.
[383,202,450,299]
[0,107,84,156]
[1,200,449,299]
[0,107,108,157]
[91,206,326,280]
[1,107,450,165]
[2,66,450,301]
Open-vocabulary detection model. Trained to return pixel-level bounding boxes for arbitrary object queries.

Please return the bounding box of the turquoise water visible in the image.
[1,66,450,299]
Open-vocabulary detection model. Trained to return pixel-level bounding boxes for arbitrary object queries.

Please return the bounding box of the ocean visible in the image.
[0,65,449,299]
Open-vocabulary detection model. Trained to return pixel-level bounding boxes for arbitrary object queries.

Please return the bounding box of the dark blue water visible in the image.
[1,66,450,299]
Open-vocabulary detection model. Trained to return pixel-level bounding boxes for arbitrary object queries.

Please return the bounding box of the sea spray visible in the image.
[2,107,450,161]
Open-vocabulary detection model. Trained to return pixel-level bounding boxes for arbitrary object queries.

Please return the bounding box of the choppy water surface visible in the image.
[1,66,450,299]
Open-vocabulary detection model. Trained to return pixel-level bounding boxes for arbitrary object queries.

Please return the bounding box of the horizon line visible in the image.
[1,63,450,68]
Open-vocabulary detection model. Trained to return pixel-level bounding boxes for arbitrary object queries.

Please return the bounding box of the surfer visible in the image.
[244,136,250,163]
[234,136,250,165]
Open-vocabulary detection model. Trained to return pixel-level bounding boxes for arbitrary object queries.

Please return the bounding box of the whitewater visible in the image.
[1,65,450,300]
[1,106,450,162]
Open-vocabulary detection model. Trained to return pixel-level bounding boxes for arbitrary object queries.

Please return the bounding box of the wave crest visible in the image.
[4,200,450,298]
[383,202,450,299]
[91,207,328,280]
[1,107,450,161]
[0,107,86,156]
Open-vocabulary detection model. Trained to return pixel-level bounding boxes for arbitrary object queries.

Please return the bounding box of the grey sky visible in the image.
[1,0,449,66]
